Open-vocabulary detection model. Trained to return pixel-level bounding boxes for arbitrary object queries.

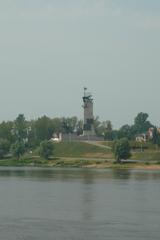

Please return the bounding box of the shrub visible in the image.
[113,138,131,163]
[39,140,54,159]
[11,141,26,160]
[0,139,10,159]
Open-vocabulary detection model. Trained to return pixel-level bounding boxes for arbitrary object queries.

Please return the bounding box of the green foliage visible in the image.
[152,127,160,147]
[103,121,114,140]
[129,140,155,150]
[11,141,26,160]
[0,112,157,157]
[113,138,131,162]
[116,112,153,140]
[13,114,28,141]
[0,139,10,159]
[62,117,78,134]
[76,120,83,136]
[133,112,152,134]
[0,121,14,144]
[132,151,160,161]
[134,112,149,125]
[39,140,54,159]
[93,116,102,136]
[34,116,54,144]
[118,125,132,140]
[93,117,114,139]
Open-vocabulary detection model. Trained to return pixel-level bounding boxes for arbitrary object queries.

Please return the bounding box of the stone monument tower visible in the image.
[82,88,95,137]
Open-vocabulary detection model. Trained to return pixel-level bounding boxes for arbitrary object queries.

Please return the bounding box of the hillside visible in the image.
[53,141,113,159]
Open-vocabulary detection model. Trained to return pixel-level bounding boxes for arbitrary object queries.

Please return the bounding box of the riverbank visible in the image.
[0,157,160,170]
[0,141,160,170]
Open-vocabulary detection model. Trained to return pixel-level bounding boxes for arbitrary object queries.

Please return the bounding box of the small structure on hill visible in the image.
[136,133,147,142]
[51,133,62,142]
[135,127,160,143]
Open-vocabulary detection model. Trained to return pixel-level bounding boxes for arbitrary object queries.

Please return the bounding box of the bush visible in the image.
[113,138,131,163]
[11,141,26,160]
[39,140,54,159]
[0,139,10,159]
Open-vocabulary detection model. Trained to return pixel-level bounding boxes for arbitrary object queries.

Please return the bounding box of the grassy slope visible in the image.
[130,141,160,161]
[0,141,113,167]
[100,141,114,148]
[100,141,160,162]
[132,151,160,161]
[0,141,160,167]
[53,141,112,158]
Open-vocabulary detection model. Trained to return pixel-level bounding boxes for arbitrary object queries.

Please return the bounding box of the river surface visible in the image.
[0,167,160,240]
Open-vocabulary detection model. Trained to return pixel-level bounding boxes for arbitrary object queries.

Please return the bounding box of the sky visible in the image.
[0,0,160,128]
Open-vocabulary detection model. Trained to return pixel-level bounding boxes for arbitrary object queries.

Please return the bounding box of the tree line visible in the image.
[0,115,83,159]
[0,112,159,160]
[95,112,160,146]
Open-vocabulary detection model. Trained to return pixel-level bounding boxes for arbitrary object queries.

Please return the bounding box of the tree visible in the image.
[26,120,37,148]
[13,114,28,142]
[152,127,160,147]
[103,121,114,140]
[134,112,152,134]
[0,121,14,144]
[61,117,78,134]
[11,141,26,160]
[93,118,114,139]
[52,118,62,134]
[39,140,54,160]
[118,125,132,140]
[134,112,149,125]
[113,138,131,163]
[34,116,54,144]
[93,116,101,136]
[76,120,83,136]
[0,139,10,159]
[157,134,160,147]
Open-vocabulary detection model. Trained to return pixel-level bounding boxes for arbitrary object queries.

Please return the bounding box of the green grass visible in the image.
[1,156,160,168]
[52,141,111,158]
[99,141,114,148]
[130,141,157,150]
[0,157,105,168]
[0,141,160,168]
[0,141,113,167]
[132,150,160,161]
[0,156,58,167]
[0,158,34,166]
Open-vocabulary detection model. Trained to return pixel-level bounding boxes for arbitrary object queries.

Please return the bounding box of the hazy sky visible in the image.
[0,0,160,128]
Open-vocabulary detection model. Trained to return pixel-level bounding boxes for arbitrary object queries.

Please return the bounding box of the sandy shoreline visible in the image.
[82,163,160,170]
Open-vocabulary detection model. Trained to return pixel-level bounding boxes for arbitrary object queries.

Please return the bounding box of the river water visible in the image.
[0,167,160,240]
